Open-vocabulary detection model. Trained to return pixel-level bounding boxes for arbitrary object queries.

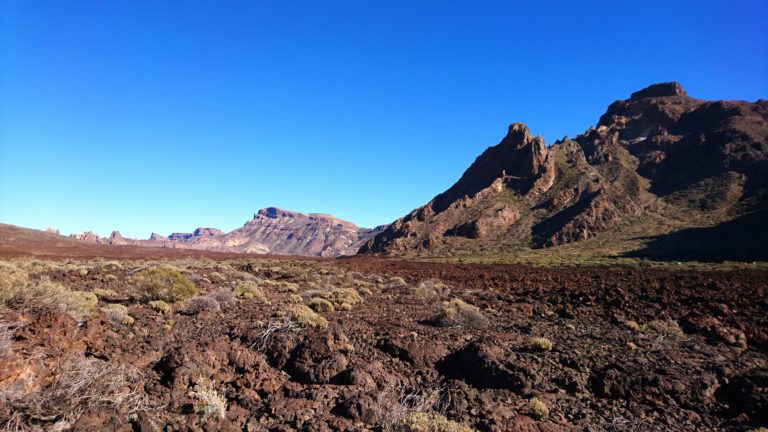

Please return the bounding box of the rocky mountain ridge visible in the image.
[360,82,768,261]
[67,207,385,257]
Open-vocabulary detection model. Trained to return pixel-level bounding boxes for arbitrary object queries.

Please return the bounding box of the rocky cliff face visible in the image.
[69,208,385,257]
[360,83,768,259]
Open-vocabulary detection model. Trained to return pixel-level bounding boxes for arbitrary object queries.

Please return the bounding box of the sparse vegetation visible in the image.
[394,412,473,432]
[530,337,553,351]
[135,267,197,303]
[647,319,683,335]
[327,287,362,308]
[430,298,489,328]
[288,304,328,329]
[104,303,134,326]
[148,299,171,314]
[190,379,227,424]
[209,288,236,307]
[233,280,268,303]
[527,397,549,419]
[308,297,335,313]
[186,296,221,314]
[5,354,145,426]
[94,287,118,300]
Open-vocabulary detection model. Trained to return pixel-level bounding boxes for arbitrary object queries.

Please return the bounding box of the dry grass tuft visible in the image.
[527,397,549,419]
[529,337,553,352]
[148,300,171,314]
[93,288,118,300]
[430,298,489,329]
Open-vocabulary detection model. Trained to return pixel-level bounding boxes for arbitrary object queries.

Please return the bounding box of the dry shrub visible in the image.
[308,297,335,313]
[430,299,489,329]
[394,412,473,432]
[411,279,450,304]
[10,354,146,426]
[233,280,268,303]
[0,262,29,297]
[209,288,236,307]
[1,275,96,322]
[288,294,303,304]
[250,317,300,352]
[288,304,328,329]
[0,321,19,361]
[190,379,227,424]
[103,304,134,326]
[186,296,220,315]
[134,267,197,303]
[374,385,464,431]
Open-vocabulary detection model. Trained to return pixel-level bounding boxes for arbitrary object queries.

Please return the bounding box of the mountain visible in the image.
[68,207,386,257]
[359,83,768,261]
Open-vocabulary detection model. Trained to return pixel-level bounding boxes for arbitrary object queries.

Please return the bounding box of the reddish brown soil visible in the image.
[1,229,767,431]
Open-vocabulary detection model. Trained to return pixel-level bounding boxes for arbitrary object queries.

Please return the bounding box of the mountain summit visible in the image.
[68,208,385,257]
[360,83,768,261]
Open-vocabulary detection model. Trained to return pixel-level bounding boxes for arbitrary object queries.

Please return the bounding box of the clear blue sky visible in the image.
[1,1,766,238]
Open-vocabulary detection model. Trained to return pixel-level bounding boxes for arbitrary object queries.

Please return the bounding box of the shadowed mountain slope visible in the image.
[360,83,768,262]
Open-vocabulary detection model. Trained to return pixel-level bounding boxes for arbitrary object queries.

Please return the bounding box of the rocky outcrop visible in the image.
[67,208,385,257]
[360,82,768,257]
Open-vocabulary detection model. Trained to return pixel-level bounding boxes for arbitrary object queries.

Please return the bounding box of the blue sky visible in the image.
[1,1,766,238]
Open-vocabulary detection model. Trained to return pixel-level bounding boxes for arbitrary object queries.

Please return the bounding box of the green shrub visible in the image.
[233,280,268,303]
[135,268,197,303]
[431,298,489,329]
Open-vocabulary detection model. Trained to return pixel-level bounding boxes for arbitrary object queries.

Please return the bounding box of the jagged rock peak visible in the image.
[630,82,688,100]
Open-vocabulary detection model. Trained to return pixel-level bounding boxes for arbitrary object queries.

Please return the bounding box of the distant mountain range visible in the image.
[67,207,386,257]
[359,82,768,262]
[9,82,767,261]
